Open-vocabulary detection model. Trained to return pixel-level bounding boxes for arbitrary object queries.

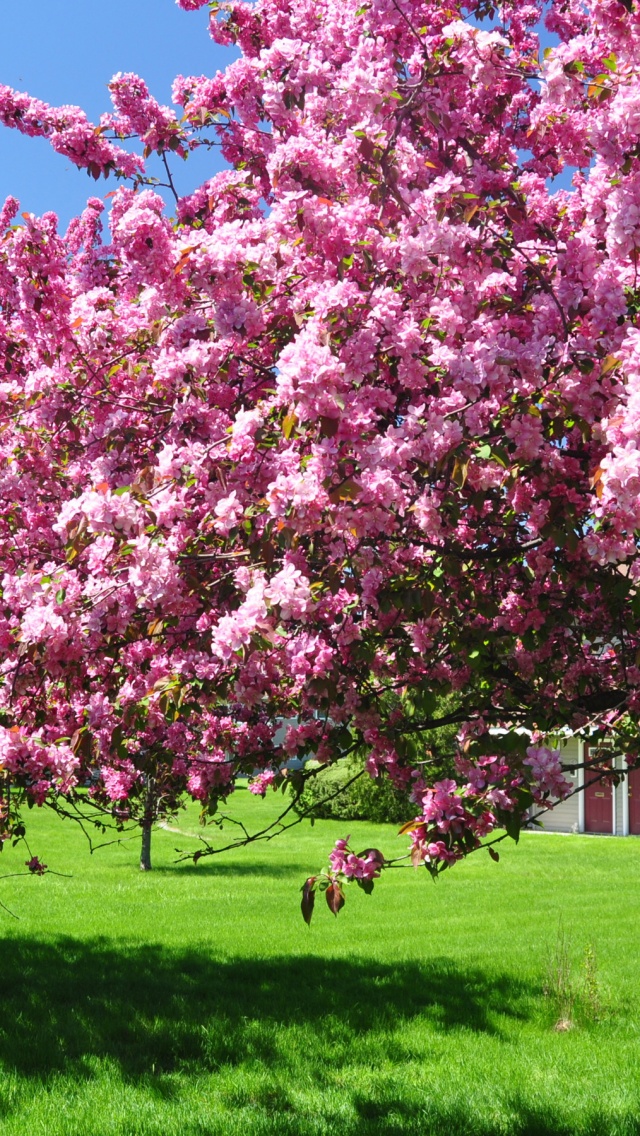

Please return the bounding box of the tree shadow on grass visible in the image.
[0,937,540,1084]
[351,1096,600,1136]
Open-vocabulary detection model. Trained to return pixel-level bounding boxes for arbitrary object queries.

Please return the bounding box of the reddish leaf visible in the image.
[301,877,316,925]
[319,415,339,438]
[590,467,604,499]
[325,881,345,917]
[590,466,603,488]
[488,846,500,862]
[328,477,360,503]
[505,204,527,226]
[601,354,620,376]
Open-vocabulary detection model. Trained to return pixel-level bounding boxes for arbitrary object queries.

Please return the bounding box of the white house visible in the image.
[534,737,640,836]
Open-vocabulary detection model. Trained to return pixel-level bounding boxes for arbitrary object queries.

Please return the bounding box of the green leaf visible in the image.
[357,878,374,894]
[282,411,298,439]
[503,811,521,844]
[403,689,437,720]
[451,457,469,488]
[574,356,595,374]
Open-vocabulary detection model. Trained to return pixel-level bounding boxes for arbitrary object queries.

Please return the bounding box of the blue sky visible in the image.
[0,1,573,230]
[0,0,235,229]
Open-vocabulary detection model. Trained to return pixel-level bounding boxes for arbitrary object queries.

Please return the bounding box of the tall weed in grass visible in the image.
[544,922,611,1031]
[544,921,576,1028]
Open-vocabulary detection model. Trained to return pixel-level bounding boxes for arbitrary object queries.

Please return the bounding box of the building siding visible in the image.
[536,738,581,833]
[531,739,637,836]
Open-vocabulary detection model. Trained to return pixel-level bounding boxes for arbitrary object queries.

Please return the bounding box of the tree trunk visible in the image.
[140,775,155,872]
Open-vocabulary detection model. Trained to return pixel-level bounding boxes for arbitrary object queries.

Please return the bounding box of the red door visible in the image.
[629,767,640,835]
[584,746,613,834]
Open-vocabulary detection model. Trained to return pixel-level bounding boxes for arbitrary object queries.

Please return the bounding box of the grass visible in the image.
[0,791,639,1134]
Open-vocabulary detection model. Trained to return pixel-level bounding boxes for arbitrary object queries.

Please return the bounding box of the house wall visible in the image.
[534,740,633,836]
[535,737,581,833]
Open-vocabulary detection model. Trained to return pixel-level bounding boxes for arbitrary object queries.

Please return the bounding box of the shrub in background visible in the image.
[293,696,459,824]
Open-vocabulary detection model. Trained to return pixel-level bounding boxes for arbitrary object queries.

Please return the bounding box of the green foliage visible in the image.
[293,759,414,825]
[293,693,460,824]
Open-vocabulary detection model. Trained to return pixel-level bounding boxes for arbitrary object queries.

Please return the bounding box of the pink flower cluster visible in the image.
[0,728,78,803]
[420,778,467,834]
[0,85,142,178]
[523,746,573,803]
[100,762,140,803]
[328,838,384,881]
[186,751,233,801]
[105,73,186,155]
[248,769,277,796]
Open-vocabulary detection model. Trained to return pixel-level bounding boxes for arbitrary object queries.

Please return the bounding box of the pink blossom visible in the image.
[329,838,383,880]
[187,751,232,799]
[213,491,244,535]
[101,762,139,802]
[266,563,312,620]
[523,746,573,803]
[248,770,277,796]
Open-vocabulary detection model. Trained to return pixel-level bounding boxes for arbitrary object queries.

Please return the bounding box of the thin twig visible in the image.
[161,152,180,204]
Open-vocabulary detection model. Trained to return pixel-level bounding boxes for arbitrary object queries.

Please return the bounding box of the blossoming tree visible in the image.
[0,0,639,903]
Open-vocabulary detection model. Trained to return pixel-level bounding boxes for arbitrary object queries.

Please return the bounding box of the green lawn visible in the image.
[0,790,639,1135]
